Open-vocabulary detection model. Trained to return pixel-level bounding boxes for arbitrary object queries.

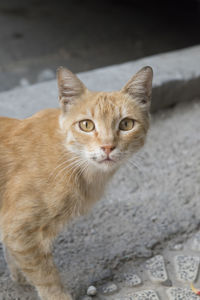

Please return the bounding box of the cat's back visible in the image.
[0,117,22,206]
[0,110,61,207]
[0,108,60,144]
[0,116,21,161]
[0,116,22,157]
[0,116,20,136]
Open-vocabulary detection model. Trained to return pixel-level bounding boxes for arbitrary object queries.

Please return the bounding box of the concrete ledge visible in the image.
[0,45,200,118]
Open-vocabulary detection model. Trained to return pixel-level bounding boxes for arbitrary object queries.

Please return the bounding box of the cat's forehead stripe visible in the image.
[93,94,121,118]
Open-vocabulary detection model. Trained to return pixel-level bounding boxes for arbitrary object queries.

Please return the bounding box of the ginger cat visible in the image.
[0,66,153,300]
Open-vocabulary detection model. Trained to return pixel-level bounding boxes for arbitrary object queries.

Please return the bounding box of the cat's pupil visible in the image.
[79,119,94,132]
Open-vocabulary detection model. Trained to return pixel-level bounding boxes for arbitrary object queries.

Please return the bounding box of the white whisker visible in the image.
[48,154,80,183]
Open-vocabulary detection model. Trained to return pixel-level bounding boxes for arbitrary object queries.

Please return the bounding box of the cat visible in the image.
[0,66,153,300]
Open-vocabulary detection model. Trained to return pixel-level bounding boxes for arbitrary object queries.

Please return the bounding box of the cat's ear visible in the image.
[57,67,86,112]
[122,66,153,106]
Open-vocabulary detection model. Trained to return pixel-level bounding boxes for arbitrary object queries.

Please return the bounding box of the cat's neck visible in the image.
[76,164,115,211]
[83,165,115,184]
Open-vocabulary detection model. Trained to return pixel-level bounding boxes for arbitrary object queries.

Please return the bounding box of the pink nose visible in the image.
[101,145,116,156]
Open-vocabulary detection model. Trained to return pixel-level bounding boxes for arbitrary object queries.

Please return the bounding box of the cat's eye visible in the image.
[119,118,135,131]
[79,120,95,132]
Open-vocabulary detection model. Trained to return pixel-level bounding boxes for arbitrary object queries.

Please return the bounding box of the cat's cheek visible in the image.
[71,126,96,148]
[120,126,146,149]
[65,130,75,145]
[129,137,146,153]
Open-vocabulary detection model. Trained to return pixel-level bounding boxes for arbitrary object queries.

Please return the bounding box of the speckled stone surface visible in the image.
[174,256,200,283]
[146,255,168,283]
[101,283,118,295]
[166,287,200,300]
[124,273,142,287]
[128,289,160,300]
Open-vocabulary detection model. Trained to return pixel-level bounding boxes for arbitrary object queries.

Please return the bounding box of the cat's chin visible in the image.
[91,159,119,173]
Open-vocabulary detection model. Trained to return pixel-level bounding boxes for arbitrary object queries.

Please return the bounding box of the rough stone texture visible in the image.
[1,46,200,119]
[128,290,160,300]
[100,283,118,295]
[146,255,168,283]
[124,273,142,287]
[166,287,200,300]
[174,256,200,283]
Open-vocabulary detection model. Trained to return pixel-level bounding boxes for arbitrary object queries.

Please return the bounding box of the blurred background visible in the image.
[1,0,200,92]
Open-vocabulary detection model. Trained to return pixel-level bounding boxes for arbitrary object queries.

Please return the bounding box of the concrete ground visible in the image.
[1,0,200,92]
[0,45,200,299]
[0,96,199,300]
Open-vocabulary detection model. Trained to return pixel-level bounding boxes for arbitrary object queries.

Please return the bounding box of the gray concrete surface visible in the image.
[0,47,200,299]
[0,95,199,300]
[1,0,200,92]
[0,45,200,118]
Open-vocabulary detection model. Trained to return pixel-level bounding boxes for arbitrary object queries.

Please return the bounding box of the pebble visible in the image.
[87,285,97,296]
[101,282,118,295]
[151,215,157,222]
[161,279,173,287]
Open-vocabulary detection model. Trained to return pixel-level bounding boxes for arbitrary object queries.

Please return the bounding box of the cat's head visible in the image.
[57,66,153,173]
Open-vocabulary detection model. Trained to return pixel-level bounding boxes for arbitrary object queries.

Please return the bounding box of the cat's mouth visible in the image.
[99,158,115,164]
[90,156,118,169]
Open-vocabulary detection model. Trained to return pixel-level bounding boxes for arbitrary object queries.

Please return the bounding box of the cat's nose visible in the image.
[101,145,116,156]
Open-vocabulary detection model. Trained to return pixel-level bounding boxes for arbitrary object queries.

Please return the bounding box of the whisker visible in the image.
[68,161,86,183]
[48,155,80,183]
[126,158,151,184]
[54,159,83,183]
[75,161,89,183]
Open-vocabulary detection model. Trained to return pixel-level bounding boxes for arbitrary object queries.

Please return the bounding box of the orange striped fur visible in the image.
[0,66,153,300]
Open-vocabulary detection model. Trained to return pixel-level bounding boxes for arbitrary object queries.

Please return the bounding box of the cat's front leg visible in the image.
[3,234,72,300]
[7,245,72,300]
[3,246,28,285]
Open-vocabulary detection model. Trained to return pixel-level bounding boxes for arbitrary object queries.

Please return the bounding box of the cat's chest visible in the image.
[75,179,106,215]
[47,172,108,226]
[46,182,104,236]
[84,175,107,198]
